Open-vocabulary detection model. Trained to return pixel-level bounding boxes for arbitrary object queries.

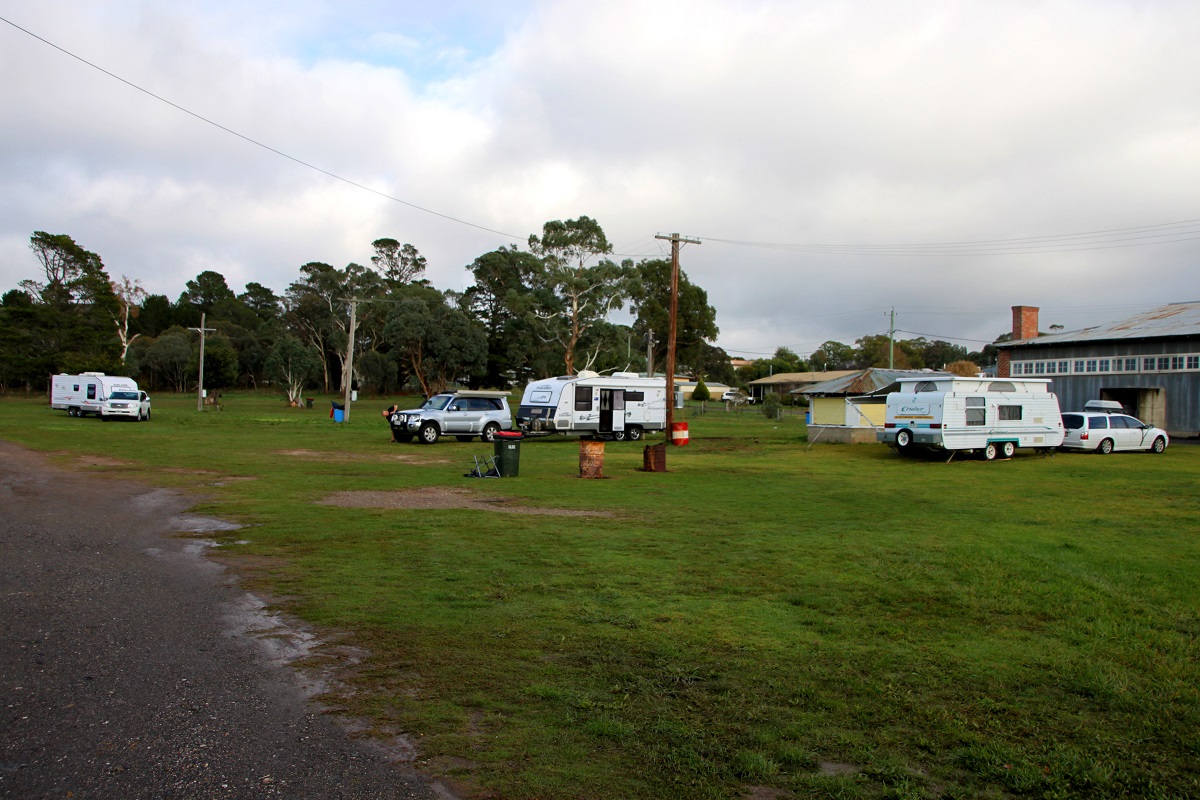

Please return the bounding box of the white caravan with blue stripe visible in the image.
[517,371,667,441]
[878,377,1065,460]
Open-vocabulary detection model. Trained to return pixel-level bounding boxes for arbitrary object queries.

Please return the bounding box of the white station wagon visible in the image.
[1061,401,1167,454]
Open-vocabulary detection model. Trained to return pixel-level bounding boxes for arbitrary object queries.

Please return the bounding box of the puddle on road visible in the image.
[168,515,243,533]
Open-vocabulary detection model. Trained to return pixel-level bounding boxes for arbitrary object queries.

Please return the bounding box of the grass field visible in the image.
[3,391,1199,799]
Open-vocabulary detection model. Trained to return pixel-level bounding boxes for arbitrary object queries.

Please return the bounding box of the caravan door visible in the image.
[598,389,625,436]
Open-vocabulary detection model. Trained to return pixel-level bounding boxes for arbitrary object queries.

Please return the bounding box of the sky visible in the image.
[2,0,1198,360]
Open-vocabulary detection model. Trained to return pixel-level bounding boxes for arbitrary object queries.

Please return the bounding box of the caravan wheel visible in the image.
[626,426,644,441]
[1002,441,1016,459]
[895,428,913,452]
[612,430,627,441]
[983,443,998,461]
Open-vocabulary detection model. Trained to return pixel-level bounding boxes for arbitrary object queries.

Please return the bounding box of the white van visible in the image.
[50,373,139,418]
[878,377,1064,460]
[516,371,667,441]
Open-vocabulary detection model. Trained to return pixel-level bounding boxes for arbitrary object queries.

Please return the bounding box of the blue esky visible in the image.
[2,0,1198,357]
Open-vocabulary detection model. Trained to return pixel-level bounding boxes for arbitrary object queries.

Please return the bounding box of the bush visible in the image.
[692,378,710,403]
[762,392,782,420]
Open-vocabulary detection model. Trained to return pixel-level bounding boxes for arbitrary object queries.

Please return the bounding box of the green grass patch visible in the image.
[3,391,1199,798]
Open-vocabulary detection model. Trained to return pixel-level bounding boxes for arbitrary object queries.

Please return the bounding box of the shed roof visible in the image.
[748,370,857,386]
[1004,301,1200,349]
[798,368,951,397]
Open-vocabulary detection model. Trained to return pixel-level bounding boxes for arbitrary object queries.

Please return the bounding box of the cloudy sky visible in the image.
[2,0,1197,359]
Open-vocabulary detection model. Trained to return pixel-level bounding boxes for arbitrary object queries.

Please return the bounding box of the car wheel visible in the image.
[626,426,643,441]
[895,428,913,452]
[1097,438,1114,455]
[1151,436,1167,454]
[983,443,998,461]
[418,422,440,445]
[1002,441,1016,459]
[481,423,499,443]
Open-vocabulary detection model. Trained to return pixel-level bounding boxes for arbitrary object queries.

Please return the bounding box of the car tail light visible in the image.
[1080,431,1088,440]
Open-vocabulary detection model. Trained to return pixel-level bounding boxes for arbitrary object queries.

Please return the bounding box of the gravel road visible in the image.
[0,441,449,800]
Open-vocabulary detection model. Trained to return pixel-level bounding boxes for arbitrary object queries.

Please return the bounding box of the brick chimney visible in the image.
[1012,305,1039,341]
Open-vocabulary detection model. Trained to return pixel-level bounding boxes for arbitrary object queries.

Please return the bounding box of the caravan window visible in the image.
[625,391,645,402]
[965,397,985,426]
[87,384,97,400]
[574,387,593,411]
[988,382,1016,393]
[999,405,1022,421]
[913,381,938,393]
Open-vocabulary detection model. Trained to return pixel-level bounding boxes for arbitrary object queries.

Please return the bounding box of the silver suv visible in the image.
[389,391,513,444]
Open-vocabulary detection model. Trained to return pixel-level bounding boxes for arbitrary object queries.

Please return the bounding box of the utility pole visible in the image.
[888,307,896,370]
[189,313,215,412]
[645,329,655,377]
[654,232,701,444]
[342,298,358,422]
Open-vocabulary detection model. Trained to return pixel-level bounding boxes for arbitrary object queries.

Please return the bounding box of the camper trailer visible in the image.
[50,372,139,418]
[516,371,667,441]
[878,376,1064,460]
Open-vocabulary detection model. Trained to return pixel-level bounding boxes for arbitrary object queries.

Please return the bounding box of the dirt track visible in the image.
[0,441,447,800]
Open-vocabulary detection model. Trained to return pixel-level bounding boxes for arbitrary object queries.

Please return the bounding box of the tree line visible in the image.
[0,218,732,400]
[1,221,1009,400]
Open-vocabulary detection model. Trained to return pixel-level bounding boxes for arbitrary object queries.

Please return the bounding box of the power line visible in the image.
[701,218,1200,257]
[0,15,526,242]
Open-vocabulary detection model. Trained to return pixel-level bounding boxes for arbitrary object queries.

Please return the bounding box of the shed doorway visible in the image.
[1100,387,1164,426]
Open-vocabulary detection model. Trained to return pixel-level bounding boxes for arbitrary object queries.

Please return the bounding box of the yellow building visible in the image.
[800,369,950,444]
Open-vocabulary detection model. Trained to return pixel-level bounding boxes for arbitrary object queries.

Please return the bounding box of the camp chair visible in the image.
[465,454,501,478]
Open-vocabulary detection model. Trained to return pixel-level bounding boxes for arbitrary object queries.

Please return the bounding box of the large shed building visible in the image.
[996,303,1200,437]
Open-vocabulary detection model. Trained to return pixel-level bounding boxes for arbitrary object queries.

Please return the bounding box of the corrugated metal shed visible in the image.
[1008,301,1200,348]
[748,370,857,386]
[799,368,951,397]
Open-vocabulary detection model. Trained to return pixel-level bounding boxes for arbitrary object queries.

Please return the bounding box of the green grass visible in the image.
[3,391,1199,799]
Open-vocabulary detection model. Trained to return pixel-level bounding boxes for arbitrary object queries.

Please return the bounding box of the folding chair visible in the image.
[465,454,501,478]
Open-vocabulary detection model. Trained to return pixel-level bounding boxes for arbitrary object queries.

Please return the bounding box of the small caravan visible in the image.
[50,372,139,418]
[516,371,667,441]
[878,377,1064,460]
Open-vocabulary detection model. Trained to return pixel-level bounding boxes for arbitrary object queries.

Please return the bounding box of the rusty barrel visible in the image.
[579,438,605,478]
[642,443,666,472]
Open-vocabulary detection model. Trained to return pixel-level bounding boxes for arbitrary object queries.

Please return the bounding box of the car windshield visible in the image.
[110,391,138,400]
[423,395,452,410]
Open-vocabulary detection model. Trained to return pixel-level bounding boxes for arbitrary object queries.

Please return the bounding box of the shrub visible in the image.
[692,378,710,402]
[762,392,782,420]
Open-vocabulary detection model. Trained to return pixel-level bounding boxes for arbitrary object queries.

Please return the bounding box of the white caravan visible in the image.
[516,371,667,441]
[50,372,139,418]
[878,376,1064,460]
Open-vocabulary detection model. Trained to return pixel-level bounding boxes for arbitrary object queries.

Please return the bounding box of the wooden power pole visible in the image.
[189,312,215,412]
[342,298,358,422]
[654,233,701,445]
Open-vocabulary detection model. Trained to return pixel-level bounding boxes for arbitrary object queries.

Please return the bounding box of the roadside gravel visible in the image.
[0,441,448,800]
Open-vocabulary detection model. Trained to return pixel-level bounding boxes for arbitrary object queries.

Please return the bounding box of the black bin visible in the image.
[493,431,522,477]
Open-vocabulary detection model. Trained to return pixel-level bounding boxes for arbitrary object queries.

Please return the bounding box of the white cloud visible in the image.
[2,0,1198,356]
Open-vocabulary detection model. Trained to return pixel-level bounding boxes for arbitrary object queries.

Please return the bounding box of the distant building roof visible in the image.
[748,370,857,386]
[799,368,951,397]
[1004,301,1200,348]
